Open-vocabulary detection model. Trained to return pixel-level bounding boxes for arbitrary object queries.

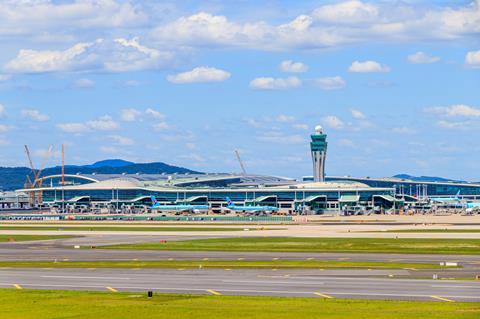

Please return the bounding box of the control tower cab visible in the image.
[310,125,328,182]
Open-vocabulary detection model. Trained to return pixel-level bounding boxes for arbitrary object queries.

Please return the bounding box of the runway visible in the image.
[2,268,480,302]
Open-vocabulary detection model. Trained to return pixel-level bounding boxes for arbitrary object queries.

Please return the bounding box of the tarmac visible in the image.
[1,268,479,302]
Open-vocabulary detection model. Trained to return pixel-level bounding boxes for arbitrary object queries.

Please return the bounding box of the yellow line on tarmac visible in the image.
[314,292,333,299]
[13,284,22,290]
[177,268,185,271]
[106,287,118,292]
[207,289,221,296]
[224,268,232,271]
[431,295,454,302]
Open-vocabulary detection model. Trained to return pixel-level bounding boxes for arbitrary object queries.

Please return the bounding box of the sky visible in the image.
[0,0,479,180]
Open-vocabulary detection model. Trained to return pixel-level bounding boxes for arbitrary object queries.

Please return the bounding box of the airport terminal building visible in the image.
[18,126,480,215]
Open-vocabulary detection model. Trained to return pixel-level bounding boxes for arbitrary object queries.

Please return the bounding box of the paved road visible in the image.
[1,268,479,302]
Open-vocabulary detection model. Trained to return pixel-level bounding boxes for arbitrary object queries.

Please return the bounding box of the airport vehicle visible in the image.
[224,197,278,213]
[150,196,209,213]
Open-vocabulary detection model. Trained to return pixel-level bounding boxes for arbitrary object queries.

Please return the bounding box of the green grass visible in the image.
[0,226,257,232]
[0,235,75,242]
[0,289,479,319]
[0,259,449,269]
[384,229,480,233]
[105,237,480,255]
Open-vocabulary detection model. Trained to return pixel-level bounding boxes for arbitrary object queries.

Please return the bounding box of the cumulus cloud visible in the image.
[121,108,142,122]
[21,109,49,122]
[348,60,390,73]
[276,114,295,123]
[257,131,304,144]
[57,115,118,133]
[350,109,366,120]
[293,123,309,130]
[87,115,118,130]
[407,52,440,64]
[121,108,165,122]
[167,67,231,84]
[56,122,89,134]
[74,78,95,88]
[312,76,346,90]
[109,135,134,146]
[152,122,170,131]
[465,50,480,67]
[279,60,308,73]
[321,115,344,129]
[0,104,5,118]
[151,2,480,51]
[427,104,480,117]
[249,76,301,90]
[0,74,11,82]
[0,0,147,37]
[4,38,172,73]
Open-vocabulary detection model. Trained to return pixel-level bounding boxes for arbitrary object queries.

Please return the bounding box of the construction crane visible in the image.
[234,150,247,175]
[23,145,53,206]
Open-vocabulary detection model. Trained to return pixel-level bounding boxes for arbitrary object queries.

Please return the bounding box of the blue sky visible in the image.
[0,0,479,180]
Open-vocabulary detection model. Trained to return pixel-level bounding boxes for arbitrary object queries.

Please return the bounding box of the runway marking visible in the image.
[431,295,455,302]
[41,275,130,280]
[206,289,221,295]
[62,258,69,261]
[314,292,333,299]
[307,258,314,260]
[168,258,174,261]
[203,258,209,261]
[13,284,22,290]
[132,259,138,261]
[404,268,417,271]
[42,268,53,270]
[237,258,244,261]
[272,258,279,261]
[106,286,118,293]
[224,269,232,271]
[177,268,185,271]
[272,269,278,271]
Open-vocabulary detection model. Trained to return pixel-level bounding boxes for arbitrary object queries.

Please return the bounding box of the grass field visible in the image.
[0,235,74,242]
[385,229,480,233]
[105,237,480,254]
[0,226,255,232]
[1,289,479,319]
[0,259,449,269]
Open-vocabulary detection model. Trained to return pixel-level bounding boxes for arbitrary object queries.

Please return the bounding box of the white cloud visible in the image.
[0,124,10,133]
[312,1,379,25]
[249,76,301,90]
[74,78,95,88]
[276,114,295,123]
[145,108,165,120]
[407,52,440,64]
[151,2,480,51]
[152,122,170,131]
[86,115,118,131]
[109,135,134,146]
[257,131,304,144]
[56,122,89,134]
[167,66,231,84]
[427,104,480,117]
[21,109,49,122]
[437,120,470,130]
[321,115,344,129]
[348,60,390,73]
[57,115,118,133]
[0,0,147,37]
[0,104,5,118]
[4,38,172,73]
[293,123,309,130]
[392,127,415,134]
[465,50,480,68]
[99,146,119,154]
[279,60,308,73]
[121,108,142,122]
[312,76,346,90]
[350,109,366,120]
[0,74,11,81]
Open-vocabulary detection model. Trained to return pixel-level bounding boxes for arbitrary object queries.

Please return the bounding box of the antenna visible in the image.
[234,150,247,175]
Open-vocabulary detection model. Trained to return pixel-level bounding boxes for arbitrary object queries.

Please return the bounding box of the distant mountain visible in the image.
[392,174,466,183]
[89,159,134,168]
[0,160,201,191]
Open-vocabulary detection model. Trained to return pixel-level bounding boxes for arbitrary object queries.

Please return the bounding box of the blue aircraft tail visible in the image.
[151,196,158,205]
[226,197,234,208]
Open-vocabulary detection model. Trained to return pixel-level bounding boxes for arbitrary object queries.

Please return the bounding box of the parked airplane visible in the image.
[465,202,480,213]
[224,197,278,213]
[430,190,461,203]
[150,196,208,213]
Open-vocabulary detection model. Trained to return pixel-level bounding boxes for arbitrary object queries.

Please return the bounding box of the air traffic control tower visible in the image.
[310,125,328,182]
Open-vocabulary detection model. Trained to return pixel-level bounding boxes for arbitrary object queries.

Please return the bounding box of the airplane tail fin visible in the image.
[151,195,157,205]
[226,197,234,207]
[456,190,461,198]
